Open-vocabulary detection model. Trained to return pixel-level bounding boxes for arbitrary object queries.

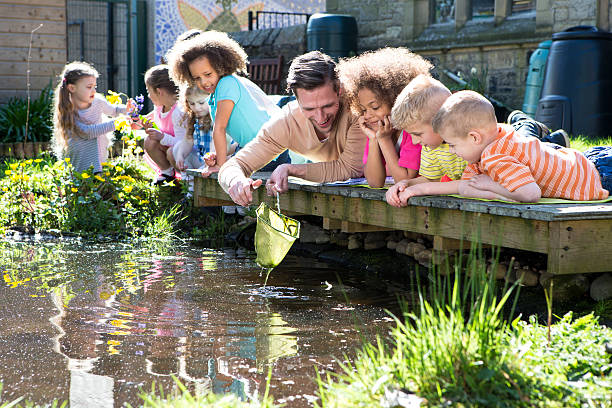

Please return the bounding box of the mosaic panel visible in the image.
[155,0,324,62]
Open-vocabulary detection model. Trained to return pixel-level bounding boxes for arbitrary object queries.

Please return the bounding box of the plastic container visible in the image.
[522,40,551,117]
[536,26,612,137]
[306,13,357,59]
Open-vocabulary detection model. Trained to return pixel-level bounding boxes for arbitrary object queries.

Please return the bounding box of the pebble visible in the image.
[589,273,612,301]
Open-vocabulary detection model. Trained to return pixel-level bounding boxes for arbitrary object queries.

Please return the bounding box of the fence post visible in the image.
[248,10,253,30]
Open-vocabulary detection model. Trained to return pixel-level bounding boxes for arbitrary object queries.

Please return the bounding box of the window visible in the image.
[512,0,535,14]
[432,0,455,24]
[472,0,494,18]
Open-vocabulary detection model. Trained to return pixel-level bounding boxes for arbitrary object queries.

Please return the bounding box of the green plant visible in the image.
[0,84,53,143]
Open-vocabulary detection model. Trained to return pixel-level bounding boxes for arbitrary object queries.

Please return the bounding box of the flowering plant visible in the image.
[106,91,156,156]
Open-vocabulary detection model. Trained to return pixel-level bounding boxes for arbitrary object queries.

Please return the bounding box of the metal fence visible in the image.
[247,11,311,31]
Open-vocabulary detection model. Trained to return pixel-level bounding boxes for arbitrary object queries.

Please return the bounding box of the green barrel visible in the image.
[306,13,358,59]
[522,40,551,117]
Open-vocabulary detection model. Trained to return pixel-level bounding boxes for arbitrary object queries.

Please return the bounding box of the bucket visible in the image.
[254,202,300,268]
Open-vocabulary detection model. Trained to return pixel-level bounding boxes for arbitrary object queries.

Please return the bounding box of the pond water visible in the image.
[0,237,411,407]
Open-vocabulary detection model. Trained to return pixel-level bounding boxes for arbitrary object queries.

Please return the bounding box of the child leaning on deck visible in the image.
[395,90,609,204]
[385,75,467,206]
[337,47,432,187]
[52,61,134,173]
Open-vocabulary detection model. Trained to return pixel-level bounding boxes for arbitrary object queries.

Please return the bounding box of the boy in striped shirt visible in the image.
[395,90,608,203]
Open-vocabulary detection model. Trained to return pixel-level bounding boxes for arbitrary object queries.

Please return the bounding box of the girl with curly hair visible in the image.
[166,30,287,173]
[337,47,433,187]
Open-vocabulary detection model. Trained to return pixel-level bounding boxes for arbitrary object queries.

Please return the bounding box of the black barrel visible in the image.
[306,13,357,59]
[536,26,612,138]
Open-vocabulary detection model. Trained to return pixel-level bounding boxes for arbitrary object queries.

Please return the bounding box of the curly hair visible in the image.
[337,47,433,116]
[166,30,248,86]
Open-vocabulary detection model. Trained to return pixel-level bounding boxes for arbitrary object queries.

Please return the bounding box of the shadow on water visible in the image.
[0,237,415,407]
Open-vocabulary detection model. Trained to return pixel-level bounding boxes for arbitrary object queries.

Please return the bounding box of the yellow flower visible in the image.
[94,175,105,182]
[2,187,7,192]
[139,199,149,205]
[115,166,124,173]
[34,159,42,163]
[71,187,78,193]
[25,159,33,165]
[22,174,30,182]
[64,158,70,163]
[104,171,110,176]
[9,163,18,170]
[101,162,109,167]
[4,170,11,175]
[115,117,131,133]
[81,173,90,179]
[134,195,141,200]
[106,90,122,105]
[123,185,133,193]
[107,339,121,346]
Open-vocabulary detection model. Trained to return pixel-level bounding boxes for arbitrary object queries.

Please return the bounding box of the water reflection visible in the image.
[0,238,406,407]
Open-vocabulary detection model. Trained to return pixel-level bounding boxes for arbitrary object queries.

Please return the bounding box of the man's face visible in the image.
[407,121,444,149]
[295,82,341,137]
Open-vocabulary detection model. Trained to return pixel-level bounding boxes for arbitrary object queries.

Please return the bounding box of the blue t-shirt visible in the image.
[208,75,270,148]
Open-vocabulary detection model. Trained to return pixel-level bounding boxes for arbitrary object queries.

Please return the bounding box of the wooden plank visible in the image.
[0,5,65,21]
[196,197,235,207]
[323,217,342,230]
[0,33,65,49]
[0,47,66,62]
[0,19,65,35]
[547,219,612,274]
[434,236,470,251]
[0,61,64,76]
[340,221,392,233]
[0,75,56,90]
[0,0,65,6]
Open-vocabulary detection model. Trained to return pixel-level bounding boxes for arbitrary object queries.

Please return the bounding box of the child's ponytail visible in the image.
[51,61,99,158]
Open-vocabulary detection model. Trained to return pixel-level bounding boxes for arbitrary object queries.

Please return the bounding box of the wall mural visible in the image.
[155,0,324,62]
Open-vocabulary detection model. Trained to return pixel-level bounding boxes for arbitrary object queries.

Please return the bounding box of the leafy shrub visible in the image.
[0,84,53,143]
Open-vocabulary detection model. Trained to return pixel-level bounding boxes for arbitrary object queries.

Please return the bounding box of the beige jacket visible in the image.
[218,100,366,192]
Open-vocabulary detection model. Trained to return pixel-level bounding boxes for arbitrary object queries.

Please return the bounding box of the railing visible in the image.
[248,10,311,30]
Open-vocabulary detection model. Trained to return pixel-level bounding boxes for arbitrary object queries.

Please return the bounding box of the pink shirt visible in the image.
[362,130,422,172]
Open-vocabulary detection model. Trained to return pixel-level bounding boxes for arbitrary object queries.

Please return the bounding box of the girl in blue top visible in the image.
[166,30,287,171]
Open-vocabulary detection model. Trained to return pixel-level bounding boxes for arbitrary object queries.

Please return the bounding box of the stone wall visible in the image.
[229,24,307,94]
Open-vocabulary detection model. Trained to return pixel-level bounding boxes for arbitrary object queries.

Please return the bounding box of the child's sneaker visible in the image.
[154,171,176,185]
[542,129,570,148]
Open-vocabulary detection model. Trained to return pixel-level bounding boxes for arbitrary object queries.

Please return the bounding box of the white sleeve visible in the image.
[160,105,187,146]
[97,94,127,117]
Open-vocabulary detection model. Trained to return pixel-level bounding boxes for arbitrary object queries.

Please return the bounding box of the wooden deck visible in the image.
[189,171,612,275]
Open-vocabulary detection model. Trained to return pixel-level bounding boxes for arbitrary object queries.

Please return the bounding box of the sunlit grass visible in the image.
[570,134,612,152]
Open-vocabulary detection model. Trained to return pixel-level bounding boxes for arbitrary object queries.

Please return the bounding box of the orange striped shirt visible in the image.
[462,124,609,200]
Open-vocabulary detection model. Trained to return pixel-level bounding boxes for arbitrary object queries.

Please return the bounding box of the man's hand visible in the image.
[386,179,410,207]
[228,178,263,206]
[265,164,291,195]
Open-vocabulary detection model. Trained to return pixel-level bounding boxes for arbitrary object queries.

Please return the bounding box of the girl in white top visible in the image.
[51,61,134,173]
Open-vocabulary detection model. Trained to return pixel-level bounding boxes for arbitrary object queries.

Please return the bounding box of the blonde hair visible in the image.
[180,85,212,138]
[390,74,451,131]
[432,90,497,138]
[166,30,248,87]
[337,47,433,117]
[52,61,99,158]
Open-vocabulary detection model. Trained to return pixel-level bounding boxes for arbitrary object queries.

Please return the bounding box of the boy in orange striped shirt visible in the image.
[396,90,608,203]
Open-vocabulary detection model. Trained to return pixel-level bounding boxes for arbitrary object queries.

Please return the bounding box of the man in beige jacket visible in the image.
[218,51,366,206]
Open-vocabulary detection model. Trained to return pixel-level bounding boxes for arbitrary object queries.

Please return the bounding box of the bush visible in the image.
[0,84,53,143]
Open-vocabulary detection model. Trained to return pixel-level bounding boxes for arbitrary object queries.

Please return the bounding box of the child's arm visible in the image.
[396,180,463,206]
[375,119,417,184]
[174,137,194,171]
[75,119,116,140]
[211,100,234,168]
[386,176,433,207]
[463,174,542,202]
[359,116,387,187]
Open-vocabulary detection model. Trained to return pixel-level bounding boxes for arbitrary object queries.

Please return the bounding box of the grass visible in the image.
[315,247,612,407]
[569,134,612,152]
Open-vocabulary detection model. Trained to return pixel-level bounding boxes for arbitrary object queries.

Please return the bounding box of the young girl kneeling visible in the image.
[143,64,187,184]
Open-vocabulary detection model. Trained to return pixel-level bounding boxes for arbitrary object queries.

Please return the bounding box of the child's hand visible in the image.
[386,179,410,207]
[467,174,496,191]
[198,165,219,178]
[375,116,394,140]
[204,152,217,167]
[358,116,377,141]
[176,157,185,171]
[398,185,424,206]
[145,128,163,141]
[126,98,136,113]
